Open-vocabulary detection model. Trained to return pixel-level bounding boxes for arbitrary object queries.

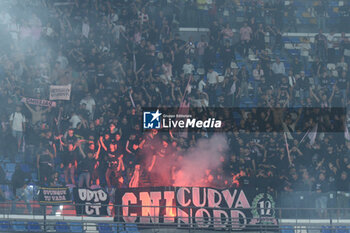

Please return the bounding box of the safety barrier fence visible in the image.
[1,203,350,232]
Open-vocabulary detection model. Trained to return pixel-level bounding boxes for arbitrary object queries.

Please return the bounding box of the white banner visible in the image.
[49,84,71,100]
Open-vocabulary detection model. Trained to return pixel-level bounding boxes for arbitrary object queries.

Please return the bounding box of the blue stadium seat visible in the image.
[70,222,83,233]
[289,37,299,44]
[322,226,332,233]
[6,163,16,172]
[281,225,294,233]
[56,222,70,232]
[12,221,27,232]
[0,221,11,232]
[335,226,349,233]
[283,37,290,43]
[97,223,112,233]
[27,221,41,232]
[125,223,139,232]
[330,1,339,7]
[5,171,13,181]
[20,164,31,173]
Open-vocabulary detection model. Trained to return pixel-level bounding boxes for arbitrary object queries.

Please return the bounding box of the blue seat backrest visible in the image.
[322,226,332,233]
[97,223,112,233]
[27,221,41,232]
[0,221,11,231]
[56,222,70,232]
[12,221,27,232]
[125,223,139,232]
[70,222,83,233]
[281,225,294,233]
[336,226,349,233]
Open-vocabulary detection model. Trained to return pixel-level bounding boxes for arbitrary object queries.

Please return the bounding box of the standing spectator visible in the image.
[300,37,311,71]
[285,0,297,32]
[272,58,286,75]
[61,129,77,186]
[36,147,54,185]
[80,93,96,121]
[9,106,25,152]
[253,63,264,95]
[77,142,100,188]
[138,7,149,25]
[327,31,338,63]
[82,17,90,39]
[207,68,219,106]
[196,35,207,68]
[105,143,124,190]
[315,0,327,31]
[11,165,31,214]
[221,23,234,45]
[239,22,253,57]
[221,40,235,71]
[272,58,286,84]
[313,172,329,218]
[314,30,328,63]
[182,58,194,75]
[207,67,219,86]
[291,57,302,75]
[336,171,350,217]
[203,45,216,73]
[23,102,49,129]
[254,24,266,53]
[162,60,173,83]
[337,56,348,73]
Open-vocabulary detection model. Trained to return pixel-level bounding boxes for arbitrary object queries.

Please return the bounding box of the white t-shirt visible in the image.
[110,13,119,24]
[272,62,285,75]
[183,63,194,75]
[253,69,264,80]
[198,80,206,92]
[327,34,338,49]
[114,24,125,40]
[300,43,311,57]
[69,114,81,128]
[10,112,25,132]
[82,22,90,38]
[57,55,68,70]
[80,97,96,114]
[207,71,219,85]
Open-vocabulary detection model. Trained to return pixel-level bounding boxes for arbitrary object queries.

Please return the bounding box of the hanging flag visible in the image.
[129,91,135,108]
[133,52,136,72]
[177,76,192,138]
[284,132,292,165]
[308,123,318,145]
[299,129,310,144]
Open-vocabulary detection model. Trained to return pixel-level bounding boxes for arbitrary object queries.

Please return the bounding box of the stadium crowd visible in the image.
[0,0,350,217]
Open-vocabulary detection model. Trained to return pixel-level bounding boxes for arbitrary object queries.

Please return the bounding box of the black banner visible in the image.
[73,188,110,216]
[38,187,71,205]
[115,187,277,230]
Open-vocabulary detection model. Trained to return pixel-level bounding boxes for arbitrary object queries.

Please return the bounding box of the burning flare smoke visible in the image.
[172,134,228,187]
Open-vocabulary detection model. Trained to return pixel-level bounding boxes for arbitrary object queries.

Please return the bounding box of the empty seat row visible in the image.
[0,220,84,232]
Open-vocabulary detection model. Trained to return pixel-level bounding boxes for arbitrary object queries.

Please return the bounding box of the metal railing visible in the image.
[1,202,350,232]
